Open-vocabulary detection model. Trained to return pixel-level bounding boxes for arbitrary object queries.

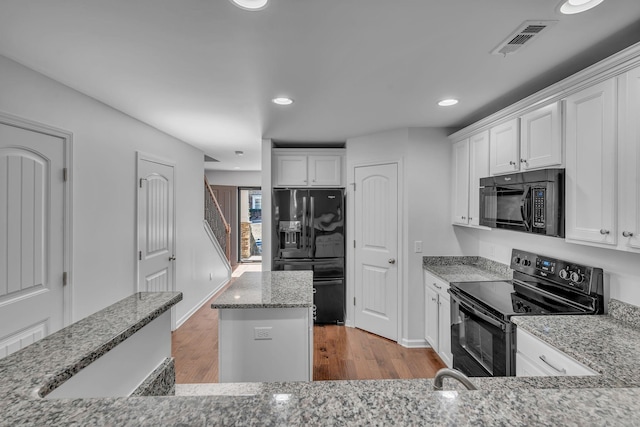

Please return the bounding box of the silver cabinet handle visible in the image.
[520,158,527,163]
[433,283,442,290]
[388,259,396,264]
[539,355,566,374]
[461,216,466,220]
[622,231,634,237]
[169,256,176,261]
[599,229,610,235]
[509,161,516,166]
[431,297,437,302]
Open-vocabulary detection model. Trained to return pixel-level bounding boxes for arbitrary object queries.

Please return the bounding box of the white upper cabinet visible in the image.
[520,101,562,170]
[273,150,344,187]
[275,155,308,186]
[452,139,470,225]
[308,155,342,186]
[489,118,520,175]
[469,131,490,226]
[564,78,617,247]
[617,66,640,251]
[452,131,489,227]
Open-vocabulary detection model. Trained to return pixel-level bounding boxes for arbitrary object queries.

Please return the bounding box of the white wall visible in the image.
[458,227,640,308]
[0,55,229,326]
[206,170,261,187]
[346,127,468,346]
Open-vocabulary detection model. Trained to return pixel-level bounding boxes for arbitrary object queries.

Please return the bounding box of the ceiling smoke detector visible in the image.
[492,20,557,56]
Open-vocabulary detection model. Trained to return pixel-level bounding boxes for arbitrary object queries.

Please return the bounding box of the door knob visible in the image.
[169,256,176,261]
[388,259,396,264]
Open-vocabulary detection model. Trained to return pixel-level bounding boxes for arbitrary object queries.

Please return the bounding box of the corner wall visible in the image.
[0,54,228,326]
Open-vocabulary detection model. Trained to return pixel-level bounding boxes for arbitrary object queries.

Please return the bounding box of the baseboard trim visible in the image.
[399,338,429,348]
[175,276,230,329]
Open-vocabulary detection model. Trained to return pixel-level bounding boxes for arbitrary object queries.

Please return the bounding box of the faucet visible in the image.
[432,368,478,391]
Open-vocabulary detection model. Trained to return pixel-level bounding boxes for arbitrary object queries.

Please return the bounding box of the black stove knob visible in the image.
[559,269,569,280]
[570,271,584,284]
[522,259,531,267]
[513,256,521,265]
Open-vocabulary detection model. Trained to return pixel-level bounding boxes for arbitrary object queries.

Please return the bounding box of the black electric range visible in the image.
[448,249,604,377]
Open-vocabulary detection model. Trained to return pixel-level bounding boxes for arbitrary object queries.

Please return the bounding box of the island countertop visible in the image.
[210,271,313,309]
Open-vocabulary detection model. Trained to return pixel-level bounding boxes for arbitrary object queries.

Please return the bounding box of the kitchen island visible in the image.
[211,271,314,383]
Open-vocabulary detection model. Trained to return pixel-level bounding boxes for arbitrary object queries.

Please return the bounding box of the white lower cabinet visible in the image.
[424,271,452,367]
[515,328,597,377]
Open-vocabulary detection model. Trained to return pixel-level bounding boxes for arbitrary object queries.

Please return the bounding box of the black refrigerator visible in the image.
[272,188,345,324]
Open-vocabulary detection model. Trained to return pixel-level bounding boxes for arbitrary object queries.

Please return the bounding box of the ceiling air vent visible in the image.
[204,155,220,162]
[492,20,557,56]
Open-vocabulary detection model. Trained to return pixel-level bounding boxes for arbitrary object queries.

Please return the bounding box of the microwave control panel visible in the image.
[532,187,545,228]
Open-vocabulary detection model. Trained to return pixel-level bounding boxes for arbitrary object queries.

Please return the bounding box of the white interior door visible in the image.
[354,163,399,341]
[137,156,175,293]
[0,122,66,359]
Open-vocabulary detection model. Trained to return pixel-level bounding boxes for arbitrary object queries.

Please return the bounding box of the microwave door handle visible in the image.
[520,186,532,231]
[302,196,307,250]
[309,196,315,258]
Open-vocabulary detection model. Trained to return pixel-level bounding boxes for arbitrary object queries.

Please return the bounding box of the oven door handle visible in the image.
[455,297,506,331]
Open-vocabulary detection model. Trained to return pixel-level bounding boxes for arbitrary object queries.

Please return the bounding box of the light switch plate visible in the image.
[414,241,423,253]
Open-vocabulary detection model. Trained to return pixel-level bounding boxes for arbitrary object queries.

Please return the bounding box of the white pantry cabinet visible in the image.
[424,270,452,367]
[452,131,489,226]
[273,149,344,187]
[516,328,597,377]
[618,66,640,251]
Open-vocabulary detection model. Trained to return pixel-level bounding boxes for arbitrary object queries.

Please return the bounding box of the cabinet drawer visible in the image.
[516,328,597,377]
[423,270,449,295]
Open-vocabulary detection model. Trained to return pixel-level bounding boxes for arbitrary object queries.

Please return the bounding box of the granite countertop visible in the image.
[210,271,313,309]
[6,268,640,425]
[423,255,513,283]
[0,292,182,399]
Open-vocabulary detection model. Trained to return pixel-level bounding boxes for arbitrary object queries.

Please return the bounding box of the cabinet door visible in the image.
[489,118,520,175]
[520,102,562,170]
[275,155,308,187]
[468,131,489,226]
[452,139,470,225]
[619,67,640,250]
[438,293,452,368]
[308,155,342,186]
[565,79,617,246]
[424,284,439,351]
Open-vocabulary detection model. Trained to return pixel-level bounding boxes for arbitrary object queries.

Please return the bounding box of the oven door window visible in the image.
[452,300,509,377]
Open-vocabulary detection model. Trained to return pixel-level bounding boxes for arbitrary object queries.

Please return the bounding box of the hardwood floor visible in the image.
[171,264,446,383]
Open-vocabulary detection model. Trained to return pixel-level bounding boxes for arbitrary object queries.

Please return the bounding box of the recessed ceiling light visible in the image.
[272,97,294,106]
[559,0,604,14]
[229,0,268,11]
[233,166,241,170]
[438,99,459,107]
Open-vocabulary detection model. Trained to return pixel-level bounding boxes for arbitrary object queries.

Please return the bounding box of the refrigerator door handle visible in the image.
[309,196,315,258]
[302,196,307,250]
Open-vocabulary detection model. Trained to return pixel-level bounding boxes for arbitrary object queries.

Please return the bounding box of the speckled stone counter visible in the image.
[423,255,512,283]
[7,287,640,425]
[211,271,313,309]
[513,299,640,387]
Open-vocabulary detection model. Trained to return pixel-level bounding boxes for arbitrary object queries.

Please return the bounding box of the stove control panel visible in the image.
[510,249,603,295]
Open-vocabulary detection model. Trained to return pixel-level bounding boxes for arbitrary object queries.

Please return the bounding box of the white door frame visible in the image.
[346,158,404,344]
[135,152,177,294]
[0,111,74,326]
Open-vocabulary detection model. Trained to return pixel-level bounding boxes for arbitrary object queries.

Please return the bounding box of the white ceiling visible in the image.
[1,0,640,171]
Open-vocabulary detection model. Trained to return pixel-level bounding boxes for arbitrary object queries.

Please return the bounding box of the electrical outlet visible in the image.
[209,273,213,280]
[414,241,423,253]
[254,327,272,340]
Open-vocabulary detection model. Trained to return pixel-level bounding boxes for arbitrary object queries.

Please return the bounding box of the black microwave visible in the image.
[479,169,564,237]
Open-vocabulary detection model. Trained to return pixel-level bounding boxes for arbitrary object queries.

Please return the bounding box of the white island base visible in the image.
[218,307,313,383]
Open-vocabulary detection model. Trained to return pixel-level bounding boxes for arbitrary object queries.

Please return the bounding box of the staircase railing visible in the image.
[204,176,231,261]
